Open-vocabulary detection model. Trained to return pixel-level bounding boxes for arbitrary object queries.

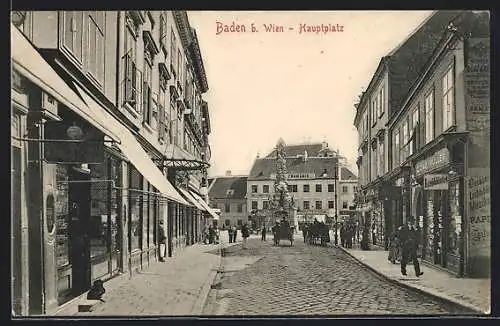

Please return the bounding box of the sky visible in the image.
[187,11,433,177]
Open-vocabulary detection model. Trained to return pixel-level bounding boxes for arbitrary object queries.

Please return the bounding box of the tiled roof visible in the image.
[249,157,338,180]
[341,167,358,180]
[265,143,334,158]
[208,176,248,199]
[387,10,465,116]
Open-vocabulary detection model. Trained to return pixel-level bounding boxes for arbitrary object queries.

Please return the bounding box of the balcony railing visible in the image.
[122,54,143,116]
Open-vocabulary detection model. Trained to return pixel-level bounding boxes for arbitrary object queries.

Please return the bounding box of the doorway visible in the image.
[68,166,91,296]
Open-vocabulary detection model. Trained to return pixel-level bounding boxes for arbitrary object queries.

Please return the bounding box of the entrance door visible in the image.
[68,167,91,296]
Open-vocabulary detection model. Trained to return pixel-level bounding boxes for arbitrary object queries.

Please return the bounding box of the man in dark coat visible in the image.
[261,224,267,241]
[398,216,423,277]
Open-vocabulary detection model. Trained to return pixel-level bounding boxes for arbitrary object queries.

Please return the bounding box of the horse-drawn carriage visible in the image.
[304,222,330,246]
[272,222,294,246]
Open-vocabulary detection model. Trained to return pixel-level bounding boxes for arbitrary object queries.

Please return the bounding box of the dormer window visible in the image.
[226,189,235,196]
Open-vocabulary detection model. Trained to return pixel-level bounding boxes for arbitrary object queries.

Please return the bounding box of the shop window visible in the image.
[56,165,70,267]
[129,166,142,251]
[447,182,461,256]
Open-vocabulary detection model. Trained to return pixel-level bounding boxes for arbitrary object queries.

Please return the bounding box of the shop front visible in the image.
[412,142,466,276]
[363,181,386,248]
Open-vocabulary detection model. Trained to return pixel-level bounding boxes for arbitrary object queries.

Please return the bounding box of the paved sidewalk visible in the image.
[54,236,246,316]
[339,245,490,314]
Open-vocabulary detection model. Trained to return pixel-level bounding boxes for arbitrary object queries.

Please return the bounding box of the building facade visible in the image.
[208,172,248,228]
[353,10,466,249]
[247,142,343,229]
[338,168,359,222]
[11,10,215,316]
[385,11,490,277]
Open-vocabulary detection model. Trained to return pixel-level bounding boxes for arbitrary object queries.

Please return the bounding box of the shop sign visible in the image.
[423,174,448,190]
[415,148,449,176]
[44,120,105,164]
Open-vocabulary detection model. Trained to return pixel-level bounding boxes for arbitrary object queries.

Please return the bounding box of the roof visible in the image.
[354,11,465,123]
[341,167,358,180]
[386,10,465,116]
[249,157,338,180]
[265,143,335,158]
[208,176,248,199]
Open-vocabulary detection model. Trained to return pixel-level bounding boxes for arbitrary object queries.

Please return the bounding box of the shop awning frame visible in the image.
[176,187,202,210]
[189,191,220,220]
[10,24,120,143]
[72,82,189,206]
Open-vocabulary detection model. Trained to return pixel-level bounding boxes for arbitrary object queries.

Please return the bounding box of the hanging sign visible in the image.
[423,174,448,190]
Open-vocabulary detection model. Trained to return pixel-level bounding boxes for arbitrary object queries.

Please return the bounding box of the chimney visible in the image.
[303,150,308,161]
[225,170,232,176]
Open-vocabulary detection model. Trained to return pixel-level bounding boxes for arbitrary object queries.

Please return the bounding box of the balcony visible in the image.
[122,54,143,118]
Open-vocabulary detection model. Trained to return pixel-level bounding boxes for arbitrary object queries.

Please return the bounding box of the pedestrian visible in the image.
[228,226,233,243]
[399,216,423,277]
[158,221,166,262]
[208,226,215,244]
[242,223,250,249]
[372,224,377,245]
[261,224,267,241]
[232,225,238,243]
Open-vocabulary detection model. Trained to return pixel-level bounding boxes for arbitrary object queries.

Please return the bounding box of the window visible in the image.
[342,186,348,193]
[372,145,377,180]
[63,11,84,62]
[251,201,258,210]
[442,66,455,130]
[354,186,358,193]
[410,107,419,155]
[394,129,400,167]
[303,184,310,192]
[225,203,230,213]
[371,99,377,126]
[315,201,322,209]
[303,201,310,210]
[263,185,269,193]
[143,60,152,125]
[237,203,243,213]
[12,11,33,39]
[343,201,348,209]
[425,90,434,144]
[170,30,177,76]
[328,201,334,209]
[263,201,269,210]
[291,184,298,192]
[251,185,258,193]
[378,141,384,176]
[158,82,166,141]
[124,25,139,112]
[379,87,385,117]
[159,13,167,54]
[328,184,334,192]
[315,184,322,192]
[87,12,105,84]
[237,220,243,226]
[401,119,409,162]
[177,49,182,83]
[225,219,230,226]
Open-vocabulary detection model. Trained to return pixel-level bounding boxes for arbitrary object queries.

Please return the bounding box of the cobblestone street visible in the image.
[203,236,471,316]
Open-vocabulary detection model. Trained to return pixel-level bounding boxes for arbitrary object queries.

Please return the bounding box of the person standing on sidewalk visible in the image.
[158,221,166,262]
[399,216,424,277]
[228,226,234,243]
[242,223,250,249]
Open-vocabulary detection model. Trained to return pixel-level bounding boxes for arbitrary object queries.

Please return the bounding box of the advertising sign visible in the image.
[423,174,448,190]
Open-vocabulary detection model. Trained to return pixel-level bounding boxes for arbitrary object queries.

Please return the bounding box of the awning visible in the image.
[176,187,201,210]
[10,24,119,142]
[190,191,220,220]
[72,82,189,206]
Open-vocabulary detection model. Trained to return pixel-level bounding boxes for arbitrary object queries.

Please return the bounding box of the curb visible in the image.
[190,242,241,315]
[337,246,484,315]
